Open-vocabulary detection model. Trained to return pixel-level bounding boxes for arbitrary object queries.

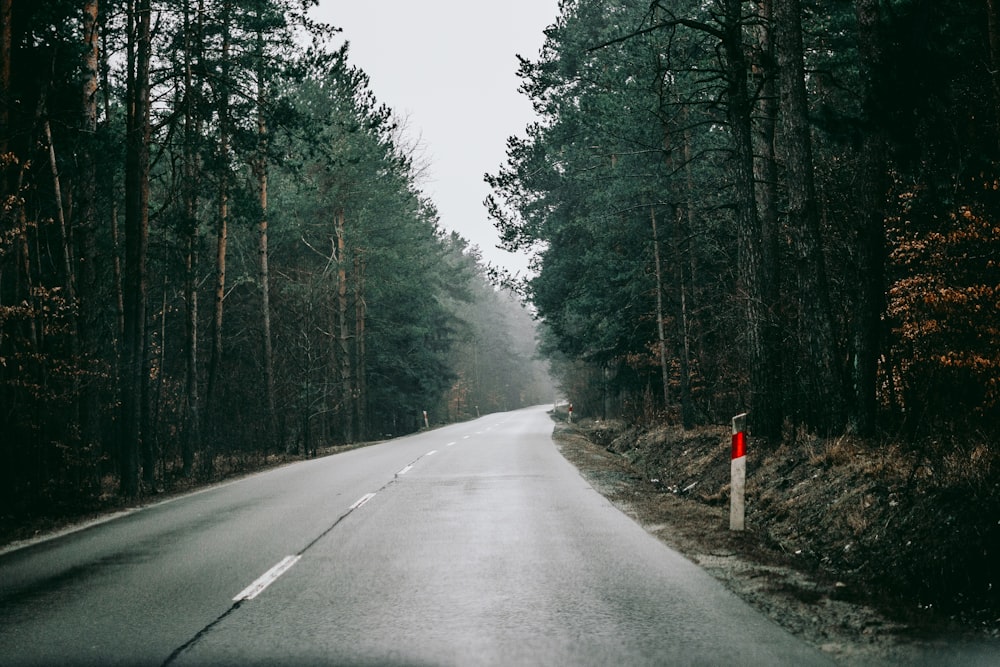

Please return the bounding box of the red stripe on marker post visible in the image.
[731,430,746,460]
[730,413,748,531]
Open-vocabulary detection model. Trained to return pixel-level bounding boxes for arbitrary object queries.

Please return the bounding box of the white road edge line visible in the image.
[426,450,438,456]
[233,555,301,601]
[351,492,377,510]
[397,465,413,476]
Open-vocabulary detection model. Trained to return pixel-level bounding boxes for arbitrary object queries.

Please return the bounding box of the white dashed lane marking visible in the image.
[350,493,377,510]
[233,555,301,601]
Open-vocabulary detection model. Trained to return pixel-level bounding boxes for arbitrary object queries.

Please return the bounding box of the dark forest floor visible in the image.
[551,409,1000,664]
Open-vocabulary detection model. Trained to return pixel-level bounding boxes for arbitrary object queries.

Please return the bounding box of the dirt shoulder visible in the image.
[551,415,1000,665]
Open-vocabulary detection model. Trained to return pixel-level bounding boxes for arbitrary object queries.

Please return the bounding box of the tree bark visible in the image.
[76,0,101,487]
[121,0,152,498]
[849,0,887,435]
[110,203,124,341]
[204,0,232,468]
[649,206,671,412]
[182,222,200,473]
[255,18,276,450]
[143,275,167,485]
[336,209,352,443]
[681,120,705,428]
[673,206,695,430]
[722,0,780,438]
[99,19,125,343]
[775,0,844,433]
[354,252,367,441]
[753,0,783,427]
[181,0,202,474]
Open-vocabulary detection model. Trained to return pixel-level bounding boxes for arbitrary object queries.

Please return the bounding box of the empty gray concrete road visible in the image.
[0,406,833,666]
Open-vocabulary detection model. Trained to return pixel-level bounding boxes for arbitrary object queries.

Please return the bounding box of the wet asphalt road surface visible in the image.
[0,406,835,666]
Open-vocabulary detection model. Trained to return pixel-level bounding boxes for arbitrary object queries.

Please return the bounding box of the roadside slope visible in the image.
[551,415,1000,666]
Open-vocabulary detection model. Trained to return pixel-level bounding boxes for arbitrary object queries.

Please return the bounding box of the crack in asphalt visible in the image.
[160,450,435,666]
[160,600,247,666]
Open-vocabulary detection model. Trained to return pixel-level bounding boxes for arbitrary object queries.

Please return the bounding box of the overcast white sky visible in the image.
[310,1,560,276]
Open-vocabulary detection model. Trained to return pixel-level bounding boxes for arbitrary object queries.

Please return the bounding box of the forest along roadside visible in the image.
[550,413,1000,666]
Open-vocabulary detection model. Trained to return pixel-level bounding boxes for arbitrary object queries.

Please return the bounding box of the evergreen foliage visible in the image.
[0,0,552,520]
[488,0,1000,438]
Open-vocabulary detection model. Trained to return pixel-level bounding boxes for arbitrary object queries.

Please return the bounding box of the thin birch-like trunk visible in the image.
[649,206,671,411]
[256,19,276,449]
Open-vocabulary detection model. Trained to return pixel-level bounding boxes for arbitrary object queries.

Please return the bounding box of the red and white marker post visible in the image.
[730,413,748,531]
[568,403,573,423]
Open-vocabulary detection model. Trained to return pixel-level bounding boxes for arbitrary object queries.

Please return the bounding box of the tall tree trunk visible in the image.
[99,21,125,343]
[649,13,674,419]
[649,206,671,412]
[121,0,152,498]
[673,206,695,430]
[144,275,168,485]
[255,19,276,450]
[204,0,232,469]
[76,0,101,488]
[682,121,705,426]
[722,0,780,438]
[775,0,845,433]
[336,209,352,443]
[849,0,887,435]
[183,223,200,472]
[181,0,202,475]
[110,203,124,340]
[354,252,367,441]
[753,0,783,427]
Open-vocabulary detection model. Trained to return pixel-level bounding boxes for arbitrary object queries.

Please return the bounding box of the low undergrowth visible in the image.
[560,411,1000,633]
